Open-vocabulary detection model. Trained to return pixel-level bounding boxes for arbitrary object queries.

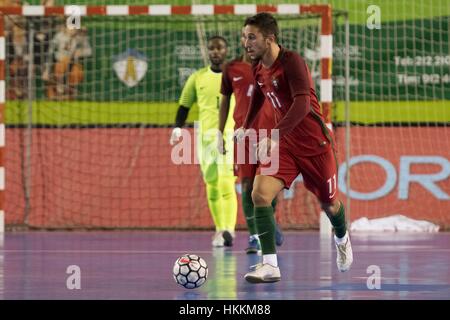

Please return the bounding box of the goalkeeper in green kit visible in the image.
[170,36,238,247]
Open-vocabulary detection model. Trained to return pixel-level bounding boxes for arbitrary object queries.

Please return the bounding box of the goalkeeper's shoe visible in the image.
[244,263,281,283]
[335,232,353,272]
[222,230,234,247]
[246,235,261,254]
[211,231,224,247]
[275,224,284,246]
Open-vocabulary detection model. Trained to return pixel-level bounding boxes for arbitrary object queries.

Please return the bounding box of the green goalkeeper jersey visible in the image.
[179,66,235,139]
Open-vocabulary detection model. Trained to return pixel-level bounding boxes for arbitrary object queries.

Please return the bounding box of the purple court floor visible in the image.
[0,231,449,300]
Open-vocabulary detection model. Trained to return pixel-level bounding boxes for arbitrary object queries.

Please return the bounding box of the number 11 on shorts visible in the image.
[327,174,337,199]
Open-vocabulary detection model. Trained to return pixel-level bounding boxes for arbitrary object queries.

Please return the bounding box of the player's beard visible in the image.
[251,45,269,62]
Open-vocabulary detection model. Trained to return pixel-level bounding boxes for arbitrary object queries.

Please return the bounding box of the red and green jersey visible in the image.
[244,47,333,156]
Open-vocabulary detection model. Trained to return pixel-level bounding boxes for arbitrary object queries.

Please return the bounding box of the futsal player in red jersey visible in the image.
[218,29,284,254]
[235,13,353,283]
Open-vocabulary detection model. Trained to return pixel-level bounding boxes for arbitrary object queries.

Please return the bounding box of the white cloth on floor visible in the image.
[350,214,440,232]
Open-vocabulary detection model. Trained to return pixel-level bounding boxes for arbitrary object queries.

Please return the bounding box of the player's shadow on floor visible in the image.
[175,291,202,300]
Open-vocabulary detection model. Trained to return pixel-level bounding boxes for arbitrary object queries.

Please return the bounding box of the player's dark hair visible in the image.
[244,12,279,42]
[207,35,228,47]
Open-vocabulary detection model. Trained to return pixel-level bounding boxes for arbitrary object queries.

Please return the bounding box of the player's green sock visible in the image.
[254,206,276,254]
[206,181,224,231]
[328,202,347,238]
[242,190,257,235]
[220,176,238,231]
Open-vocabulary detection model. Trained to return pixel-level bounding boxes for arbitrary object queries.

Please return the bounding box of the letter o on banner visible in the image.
[339,155,397,200]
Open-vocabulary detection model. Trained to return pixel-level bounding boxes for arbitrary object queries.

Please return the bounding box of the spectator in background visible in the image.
[43,24,92,100]
[3,0,28,99]
[33,0,60,74]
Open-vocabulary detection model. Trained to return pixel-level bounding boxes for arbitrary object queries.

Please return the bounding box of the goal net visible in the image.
[332,4,450,230]
[1,5,335,229]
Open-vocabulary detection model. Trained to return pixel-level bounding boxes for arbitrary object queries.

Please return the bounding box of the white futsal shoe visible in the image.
[244,263,281,283]
[335,231,353,272]
[212,231,224,247]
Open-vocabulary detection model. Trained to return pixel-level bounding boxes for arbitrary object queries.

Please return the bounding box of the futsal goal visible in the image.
[0,4,448,231]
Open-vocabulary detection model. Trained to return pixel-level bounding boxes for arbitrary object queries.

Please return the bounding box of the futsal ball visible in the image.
[173,254,208,289]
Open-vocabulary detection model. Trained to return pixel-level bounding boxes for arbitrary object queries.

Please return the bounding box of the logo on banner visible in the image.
[113,49,148,87]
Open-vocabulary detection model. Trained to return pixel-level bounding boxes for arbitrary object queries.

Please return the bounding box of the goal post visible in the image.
[0,4,342,230]
[0,14,5,233]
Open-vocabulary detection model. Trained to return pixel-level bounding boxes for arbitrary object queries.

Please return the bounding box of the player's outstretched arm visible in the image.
[218,94,231,154]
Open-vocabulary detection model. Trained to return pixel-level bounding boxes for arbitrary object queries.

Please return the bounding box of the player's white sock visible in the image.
[251,234,259,241]
[263,254,278,267]
[334,231,348,245]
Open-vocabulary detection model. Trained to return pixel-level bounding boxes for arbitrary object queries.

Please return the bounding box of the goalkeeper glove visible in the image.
[170,127,182,146]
